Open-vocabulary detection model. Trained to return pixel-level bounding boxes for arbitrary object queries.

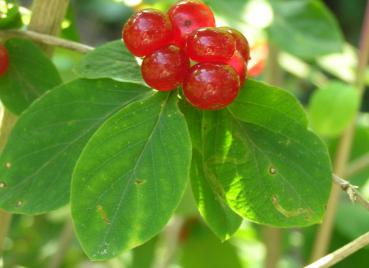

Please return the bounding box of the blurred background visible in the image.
[1,0,369,267]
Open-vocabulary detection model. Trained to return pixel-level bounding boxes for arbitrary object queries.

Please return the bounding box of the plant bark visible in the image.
[29,0,70,55]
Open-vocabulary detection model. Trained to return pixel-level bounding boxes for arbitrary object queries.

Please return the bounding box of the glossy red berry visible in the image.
[183,63,240,110]
[0,45,9,76]
[141,45,190,91]
[220,27,250,62]
[228,51,247,85]
[168,0,215,47]
[186,28,236,64]
[122,9,173,57]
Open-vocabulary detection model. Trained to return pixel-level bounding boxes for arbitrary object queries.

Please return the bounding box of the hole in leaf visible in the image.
[0,181,6,189]
[135,179,145,185]
[5,162,11,169]
[269,166,277,175]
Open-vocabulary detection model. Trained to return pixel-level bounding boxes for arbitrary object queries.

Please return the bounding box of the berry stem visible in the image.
[0,29,94,53]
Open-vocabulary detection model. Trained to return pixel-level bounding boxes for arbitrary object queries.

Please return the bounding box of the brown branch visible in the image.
[333,174,369,212]
[310,0,369,260]
[0,210,12,255]
[0,29,93,53]
[305,231,369,268]
[0,106,17,256]
[263,44,284,268]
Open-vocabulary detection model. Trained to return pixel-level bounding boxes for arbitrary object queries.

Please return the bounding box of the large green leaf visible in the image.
[309,81,359,138]
[191,150,242,240]
[0,38,62,114]
[203,80,332,227]
[179,101,242,240]
[0,79,150,214]
[75,40,144,84]
[71,92,192,260]
[268,0,343,59]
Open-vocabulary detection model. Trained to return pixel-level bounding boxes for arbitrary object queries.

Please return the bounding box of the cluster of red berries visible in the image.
[0,45,9,76]
[122,0,250,110]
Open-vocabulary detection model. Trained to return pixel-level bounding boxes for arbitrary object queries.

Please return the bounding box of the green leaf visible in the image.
[179,101,242,240]
[268,0,344,59]
[71,92,192,260]
[180,220,242,268]
[0,38,62,115]
[191,150,242,240]
[0,79,150,214]
[75,40,144,84]
[203,80,332,227]
[0,2,23,30]
[309,81,360,138]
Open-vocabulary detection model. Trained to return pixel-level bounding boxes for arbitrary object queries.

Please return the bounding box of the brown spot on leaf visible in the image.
[135,179,145,185]
[272,195,313,219]
[97,205,111,225]
[269,166,277,175]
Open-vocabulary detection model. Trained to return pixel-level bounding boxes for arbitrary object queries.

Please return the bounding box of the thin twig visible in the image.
[305,231,369,268]
[0,210,12,256]
[345,152,369,178]
[0,106,17,257]
[47,218,74,268]
[310,0,369,260]
[152,217,183,268]
[333,174,369,212]
[263,44,283,268]
[0,29,94,53]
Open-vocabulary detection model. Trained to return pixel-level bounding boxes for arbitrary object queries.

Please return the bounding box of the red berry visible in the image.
[141,45,190,91]
[183,63,240,110]
[122,9,173,57]
[227,51,247,85]
[220,27,250,62]
[186,28,236,64]
[168,0,215,47]
[0,45,9,76]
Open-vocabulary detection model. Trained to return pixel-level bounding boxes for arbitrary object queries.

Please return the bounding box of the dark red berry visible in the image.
[141,45,190,91]
[227,51,247,85]
[220,27,250,62]
[122,9,173,57]
[0,45,9,76]
[183,63,240,110]
[186,28,236,64]
[168,0,215,47]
